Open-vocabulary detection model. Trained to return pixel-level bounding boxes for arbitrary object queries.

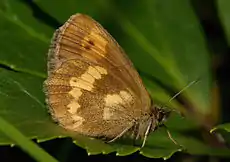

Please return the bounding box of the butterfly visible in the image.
[44,13,169,148]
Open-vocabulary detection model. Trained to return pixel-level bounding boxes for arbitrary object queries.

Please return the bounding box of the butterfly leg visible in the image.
[107,123,134,143]
[141,119,152,148]
[166,128,179,145]
[132,124,140,146]
[135,125,140,141]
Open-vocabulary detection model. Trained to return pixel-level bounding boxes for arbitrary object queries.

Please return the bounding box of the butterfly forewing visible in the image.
[44,14,152,140]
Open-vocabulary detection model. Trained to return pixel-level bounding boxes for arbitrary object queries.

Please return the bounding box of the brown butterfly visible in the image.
[44,13,169,147]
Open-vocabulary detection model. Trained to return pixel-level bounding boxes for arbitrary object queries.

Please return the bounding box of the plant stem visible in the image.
[0,116,58,162]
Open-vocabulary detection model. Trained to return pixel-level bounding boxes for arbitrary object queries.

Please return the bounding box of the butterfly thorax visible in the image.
[150,106,170,130]
[134,105,169,140]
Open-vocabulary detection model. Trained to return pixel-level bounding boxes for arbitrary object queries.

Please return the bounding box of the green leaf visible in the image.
[110,0,211,116]
[0,69,68,143]
[217,0,230,45]
[0,0,50,77]
[141,127,230,159]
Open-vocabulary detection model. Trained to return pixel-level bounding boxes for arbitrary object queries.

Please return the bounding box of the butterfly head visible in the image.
[149,105,171,131]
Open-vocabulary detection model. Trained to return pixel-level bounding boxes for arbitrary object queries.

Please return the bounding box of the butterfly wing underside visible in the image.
[44,14,151,139]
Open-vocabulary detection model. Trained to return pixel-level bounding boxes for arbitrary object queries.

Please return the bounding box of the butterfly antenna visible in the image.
[169,79,200,102]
